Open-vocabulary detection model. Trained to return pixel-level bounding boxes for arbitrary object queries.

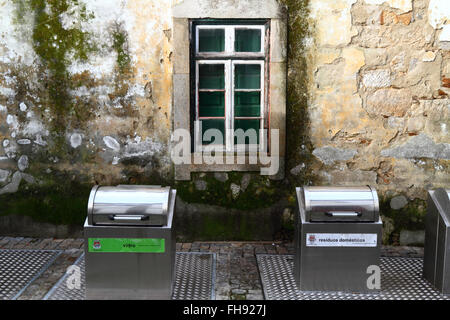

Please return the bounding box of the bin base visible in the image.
[293,219,382,293]
[84,219,176,300]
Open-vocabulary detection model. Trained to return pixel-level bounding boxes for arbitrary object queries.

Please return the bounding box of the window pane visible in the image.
[199,92,225,117]
[234,92,260,117]
[235,29,261,52]
[234,119,260,145]
[198,29,225,52]
[199,64,224,89]
[201,119,225,145]
[235,64,261,89]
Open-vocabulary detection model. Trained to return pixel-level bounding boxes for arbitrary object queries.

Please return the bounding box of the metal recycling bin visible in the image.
[293,186,382,293]
[423,188,450,294]
[84,185,176,300]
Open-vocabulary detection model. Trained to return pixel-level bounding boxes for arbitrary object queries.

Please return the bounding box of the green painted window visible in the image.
[199,64,224,89]
[201,119,225,145]
[199,92,225,117]
[234,64,261,122]
[234,119,260,145]
[235,29,261,52]
[234,92,260,117]
[198,29,225,52]
[198,64,225,117]
[235,64,261,89]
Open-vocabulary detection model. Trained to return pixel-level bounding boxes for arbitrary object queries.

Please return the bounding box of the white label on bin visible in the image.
[306,233,377,247]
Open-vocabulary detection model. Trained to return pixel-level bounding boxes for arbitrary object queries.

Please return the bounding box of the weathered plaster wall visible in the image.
[0,0,179,223]
[0,0,448,243]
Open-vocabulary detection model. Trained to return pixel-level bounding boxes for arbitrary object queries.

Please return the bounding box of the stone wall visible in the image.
[304,0,449,243]
[0,0,448,243]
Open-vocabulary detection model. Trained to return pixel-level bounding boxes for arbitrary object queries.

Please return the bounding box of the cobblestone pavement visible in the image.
[0,237,424,300]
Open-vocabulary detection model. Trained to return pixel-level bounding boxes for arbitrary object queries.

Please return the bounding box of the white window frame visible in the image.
[194,24,266,153]
[232,60,265,153]
[195,25,265,56]
[195,60,230,152]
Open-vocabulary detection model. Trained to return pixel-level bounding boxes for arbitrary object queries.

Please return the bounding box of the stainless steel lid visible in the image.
[300,186,379,222]
[87,185,172,226]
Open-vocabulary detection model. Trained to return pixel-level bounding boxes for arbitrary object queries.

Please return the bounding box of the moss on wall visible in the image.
[199,214,236,240]
[379,196,427,245]
[103,22,136,117]
[112,23,132,74]
[174,201,283,242]
[176,172,286,210]
[9,0,136,161]
[0,172,91,226]
[12,0,97,132]
[279,0,314,183]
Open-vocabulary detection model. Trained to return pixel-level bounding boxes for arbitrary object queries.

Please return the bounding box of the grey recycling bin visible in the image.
[84,185,176,300]
[294,186,382,293]
[423,188,450,294]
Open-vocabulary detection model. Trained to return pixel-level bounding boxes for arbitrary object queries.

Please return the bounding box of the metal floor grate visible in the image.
[257,255,450,300]
[44,252,216,300]
[0,249,61,300]
[173,252,216,300]
[43,253,86,300]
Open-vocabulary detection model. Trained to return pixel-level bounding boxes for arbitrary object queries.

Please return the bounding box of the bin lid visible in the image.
[300,186,379,222]
[87,185,173,226]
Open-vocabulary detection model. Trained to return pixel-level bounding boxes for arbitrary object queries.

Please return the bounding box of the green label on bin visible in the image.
[88,238,165,253]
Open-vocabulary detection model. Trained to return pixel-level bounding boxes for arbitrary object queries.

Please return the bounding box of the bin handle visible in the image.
[325,211,362,217]
[108,215,149,221]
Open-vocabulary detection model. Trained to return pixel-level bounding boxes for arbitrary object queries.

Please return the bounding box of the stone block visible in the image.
[312,146,358,165]
[413,99,449,120]
[364,48,388,66]
[172,0,284,19]
[381,10,412,25]
[406,117,425,132]
[173,73,190,131]
[390,195,408,209]
[423,51,437,62]
[194,179,207,191]
[0,171,22,195]
[0,169,10,183]
[366,88,412,117]
[240,174,251,191]
[351,2,382,25]
[386,116,405,130]
[214,172,228,182]
[230,183,240,199]
[381,133,450,159]
[173,18,189,74]
[270,18,287,63]
[311,0,358,47]
[362,69,391,88]
[400,230,425,246]
[269,62,286,157]
[320,169,378,185]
